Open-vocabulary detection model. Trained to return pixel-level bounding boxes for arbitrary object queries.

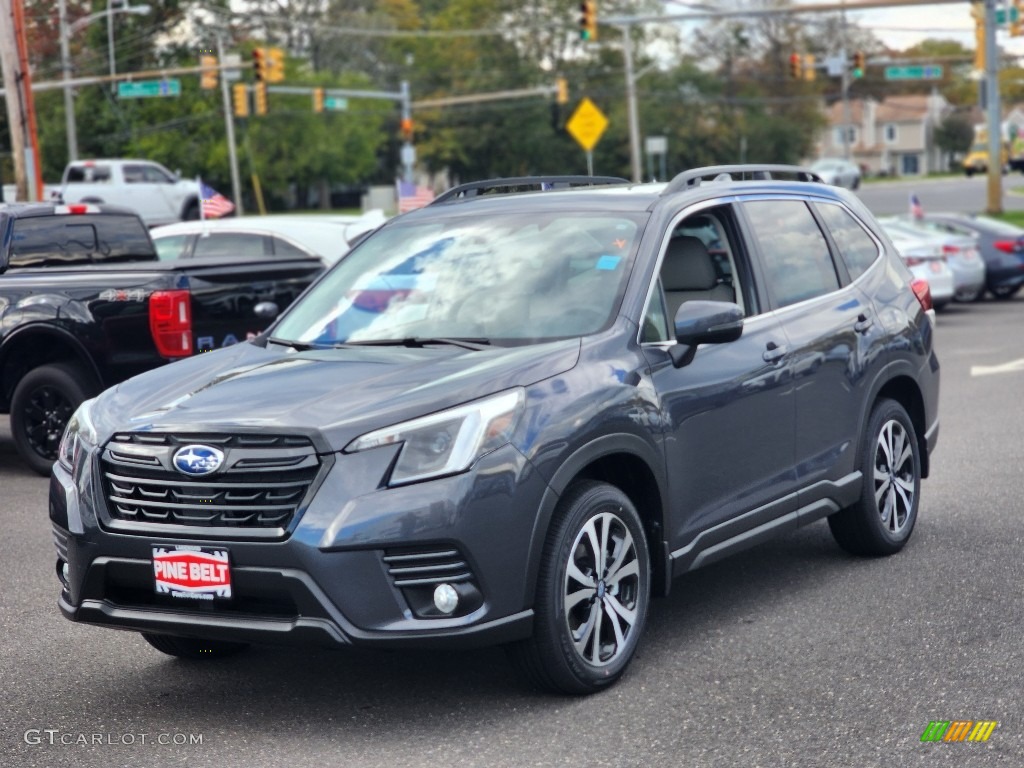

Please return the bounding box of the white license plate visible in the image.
[153,546,232,600]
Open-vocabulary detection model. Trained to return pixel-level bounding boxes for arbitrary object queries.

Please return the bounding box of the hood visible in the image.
[96,339,581,450]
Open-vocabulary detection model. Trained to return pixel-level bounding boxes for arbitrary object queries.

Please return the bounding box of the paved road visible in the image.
[858,174,1024,216]
[2,301,1023,767]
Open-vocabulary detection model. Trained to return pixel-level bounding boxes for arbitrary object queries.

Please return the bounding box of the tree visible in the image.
[933,112,974,163]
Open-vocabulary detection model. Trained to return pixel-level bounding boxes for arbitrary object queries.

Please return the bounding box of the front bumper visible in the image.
[51,439,548,650]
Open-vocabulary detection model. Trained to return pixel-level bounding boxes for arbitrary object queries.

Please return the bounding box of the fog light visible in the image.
[433,583,459,614]
[63,562,70,583]
[57,559,69,586]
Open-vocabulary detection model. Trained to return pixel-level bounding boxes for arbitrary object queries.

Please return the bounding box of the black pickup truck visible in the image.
[0,203,323,473]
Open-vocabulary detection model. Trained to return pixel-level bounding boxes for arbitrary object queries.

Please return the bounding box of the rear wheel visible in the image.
[142,633,249,659]
[10,363,92,475]
[508,481,650,695]
[954,284,985,303]
[829,399,921,556]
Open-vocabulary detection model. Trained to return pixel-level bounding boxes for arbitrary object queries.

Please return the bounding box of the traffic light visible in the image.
[313,87,324,113]
[265,47,285,83]
[252,47,266,82]
[852,51,865,78]
[579,1,597,41]
[254,82,267,115]
[789,52,802,79]
[200,55,218,89]
[556,77,568,105]
[803,54,816,81]
[232,83,249,117]
[400,117,414,142]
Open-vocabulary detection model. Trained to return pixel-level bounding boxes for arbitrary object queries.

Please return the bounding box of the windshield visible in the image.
[272,211,645,345]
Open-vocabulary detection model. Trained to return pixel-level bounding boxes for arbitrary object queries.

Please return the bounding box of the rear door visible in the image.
[641,202,799,558]
[739,196,883,514]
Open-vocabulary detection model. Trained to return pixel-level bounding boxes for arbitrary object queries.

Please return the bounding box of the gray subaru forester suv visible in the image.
[50,166,939,694]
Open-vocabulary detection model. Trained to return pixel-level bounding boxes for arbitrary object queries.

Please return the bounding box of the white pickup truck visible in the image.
[55,159,203,226]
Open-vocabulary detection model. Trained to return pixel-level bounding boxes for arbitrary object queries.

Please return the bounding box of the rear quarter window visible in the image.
[8,214,157,268]
[65,165,111,183]
[814,202,881,280]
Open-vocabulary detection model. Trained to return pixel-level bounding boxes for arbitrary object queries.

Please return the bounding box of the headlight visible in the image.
[346,389,524,485]
[58,398,98,472]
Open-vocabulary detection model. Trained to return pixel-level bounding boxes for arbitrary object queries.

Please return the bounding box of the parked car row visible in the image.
[876,213,1024,308]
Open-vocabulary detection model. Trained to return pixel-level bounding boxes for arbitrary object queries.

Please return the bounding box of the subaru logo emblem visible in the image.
[172,445,224,476]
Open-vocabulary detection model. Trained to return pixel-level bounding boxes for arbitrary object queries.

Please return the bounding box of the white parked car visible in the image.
[151,211,387,266]
[878,221,955,309]
[810,158,862,190]
[55,159,202,226]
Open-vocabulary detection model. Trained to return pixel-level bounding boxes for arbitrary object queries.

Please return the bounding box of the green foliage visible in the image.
[933,113,975,158]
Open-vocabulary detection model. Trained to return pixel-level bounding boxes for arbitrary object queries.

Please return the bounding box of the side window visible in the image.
[142,164,174,184]
[193,233,269,258]
[815,203,880,280]
[122,164,145,184]
[66,165,110,183]
[744,200,839,308]
[642,206,748,342]
[272,237,312,258]
[154,235,191,261]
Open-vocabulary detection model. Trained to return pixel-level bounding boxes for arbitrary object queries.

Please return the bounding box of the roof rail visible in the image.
[431,175,629,205]
[661,164,823,196]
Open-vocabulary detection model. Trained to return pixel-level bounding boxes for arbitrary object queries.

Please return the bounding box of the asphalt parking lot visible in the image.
[1,298,1022,767]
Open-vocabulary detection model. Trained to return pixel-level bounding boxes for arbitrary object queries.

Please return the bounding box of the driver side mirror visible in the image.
[668,300,744,368]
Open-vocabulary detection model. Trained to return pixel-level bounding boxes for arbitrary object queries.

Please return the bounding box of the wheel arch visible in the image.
[0,326,102,411]
[523,433,671,608]
[865,371,930,479]
[180,196,200,220]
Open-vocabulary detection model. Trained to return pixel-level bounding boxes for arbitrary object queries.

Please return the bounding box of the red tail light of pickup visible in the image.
[149,290,193,358]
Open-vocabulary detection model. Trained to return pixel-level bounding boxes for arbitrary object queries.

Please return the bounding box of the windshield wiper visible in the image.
[342,337,493,351]
[267,337,331,352]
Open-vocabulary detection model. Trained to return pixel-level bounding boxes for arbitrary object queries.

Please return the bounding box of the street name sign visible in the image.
[118,79,182,99]
[884,65,943,81]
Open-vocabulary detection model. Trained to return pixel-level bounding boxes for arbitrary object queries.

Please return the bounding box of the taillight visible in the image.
[67,204,88,214]
[910,278,933,312]
[904,256,924,267]
[993,240,1017,253]
[941,244,960,255]
[149,290,193,358]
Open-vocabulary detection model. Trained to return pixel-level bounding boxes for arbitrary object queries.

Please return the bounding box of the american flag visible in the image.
[909,192,924,220]
[200,180,235,219]
[396,180,434,213]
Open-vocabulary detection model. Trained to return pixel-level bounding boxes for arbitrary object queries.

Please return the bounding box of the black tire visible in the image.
[10,363,93,476]
[990,283,1021,300]
[828,399,921,557]
[954,284,985,303]
[142,633,249,659]
[182,200,200,221]
[508,481,650,695]
[851,177,861,191]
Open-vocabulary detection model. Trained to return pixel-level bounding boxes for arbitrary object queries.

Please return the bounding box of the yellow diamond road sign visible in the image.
[566,97,608,152]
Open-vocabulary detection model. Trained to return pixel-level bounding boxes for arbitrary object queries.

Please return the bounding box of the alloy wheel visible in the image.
[873,419,915,535]
[563,510,641,667]
[21,384,74,460]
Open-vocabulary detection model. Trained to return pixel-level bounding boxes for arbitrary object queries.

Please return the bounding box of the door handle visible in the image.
[854,313,873,334]
[762,341,787,364]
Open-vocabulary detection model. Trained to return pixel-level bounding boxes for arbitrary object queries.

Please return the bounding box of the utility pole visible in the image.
[58,0,78,161]
[0,0,29,200]
[216,33,243,216]
[840,3,852,162]
[622,23,642,182]
[984,0,1002,214]
[400,80,413,183]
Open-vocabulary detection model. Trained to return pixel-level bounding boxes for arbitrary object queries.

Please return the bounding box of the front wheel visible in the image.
[508,481,650,695]
[828,399,921,556]
[142,633,249,659]
[10,363,93,475]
